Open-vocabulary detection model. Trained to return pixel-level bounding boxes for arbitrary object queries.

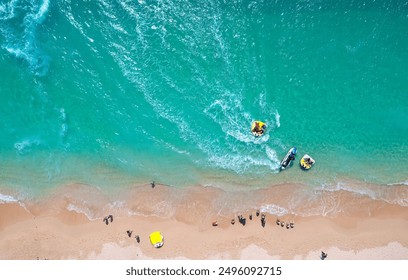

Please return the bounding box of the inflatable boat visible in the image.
[300,154,315,170]
[251,121,266,137]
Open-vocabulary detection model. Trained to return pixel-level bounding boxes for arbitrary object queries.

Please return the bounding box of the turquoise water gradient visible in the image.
[1,0,407,195]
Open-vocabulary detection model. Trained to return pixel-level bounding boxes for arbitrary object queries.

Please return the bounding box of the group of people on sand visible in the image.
[276,219,295,229]
[229,212,257,226]
[224,211,263,227]
[213,210,295,230]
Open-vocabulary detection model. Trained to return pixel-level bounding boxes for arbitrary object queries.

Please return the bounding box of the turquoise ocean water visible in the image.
[1,0,407,209]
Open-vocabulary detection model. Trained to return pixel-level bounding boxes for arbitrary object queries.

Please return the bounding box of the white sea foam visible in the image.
[33,0,50,23]
[0,0,19,20]
[265,145,280,166]
[205,97,266,144]
[4,46,29,62]
[387,181,408,186]
[62,0,95,45]
[1,0,51,75]
[66,203,97,221]
[274,111,281,128]
[14,138,41,154]
[0,193,30,212]
[260,204,289,216]
[107,0,283,177]
[317,181,378,199]
[316,181,408,208]
[0,193,18,204]
[161,140,190,155]
[206,150,278,174]
[66,198,174,221]
[210,4,230,66]
[202,95,280,173]
[58,108,68,138]
[110,22,128,35]
[59,108,66,120]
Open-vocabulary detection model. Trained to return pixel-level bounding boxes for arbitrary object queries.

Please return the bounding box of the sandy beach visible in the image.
[0,183,407,260]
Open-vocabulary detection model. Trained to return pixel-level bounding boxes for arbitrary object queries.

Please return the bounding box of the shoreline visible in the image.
[1,182,408,260]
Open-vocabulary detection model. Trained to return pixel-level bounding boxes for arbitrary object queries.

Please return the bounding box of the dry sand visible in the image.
[0,183,407,260]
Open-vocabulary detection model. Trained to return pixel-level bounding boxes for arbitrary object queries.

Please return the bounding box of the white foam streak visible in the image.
[154,138,190,155]
[317,181,408,208]
[322,182,379,200]
[0,193,30,212]
[63,0,94,44]
[0,193,18,204]
[58,108,68,138]
[66,203,96,221]
[207,152,278,174]
[260,204,289,216]
[117,0,148,51]
[33,0,49,23]
[0,0,19,20]
[14,138,41,154]
[265,145,280,165]
[210,4,230,65]
[5,46,29,61]
[1,0,51,75]
[387,181,408,186]
[274,111,281,128]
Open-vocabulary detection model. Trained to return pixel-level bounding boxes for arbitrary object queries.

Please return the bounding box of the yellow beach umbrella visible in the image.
[149,231,164,248]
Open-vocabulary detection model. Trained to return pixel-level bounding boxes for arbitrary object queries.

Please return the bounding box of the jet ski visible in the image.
[251,121,266,137]
[280,147,297,170]
[300,154,315,170]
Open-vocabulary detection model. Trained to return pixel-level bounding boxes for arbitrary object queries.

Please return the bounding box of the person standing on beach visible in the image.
[239,216,246,226]
[261,214,266,227]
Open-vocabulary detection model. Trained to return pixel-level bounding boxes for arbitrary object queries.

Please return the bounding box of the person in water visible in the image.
[254,122,259,130]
